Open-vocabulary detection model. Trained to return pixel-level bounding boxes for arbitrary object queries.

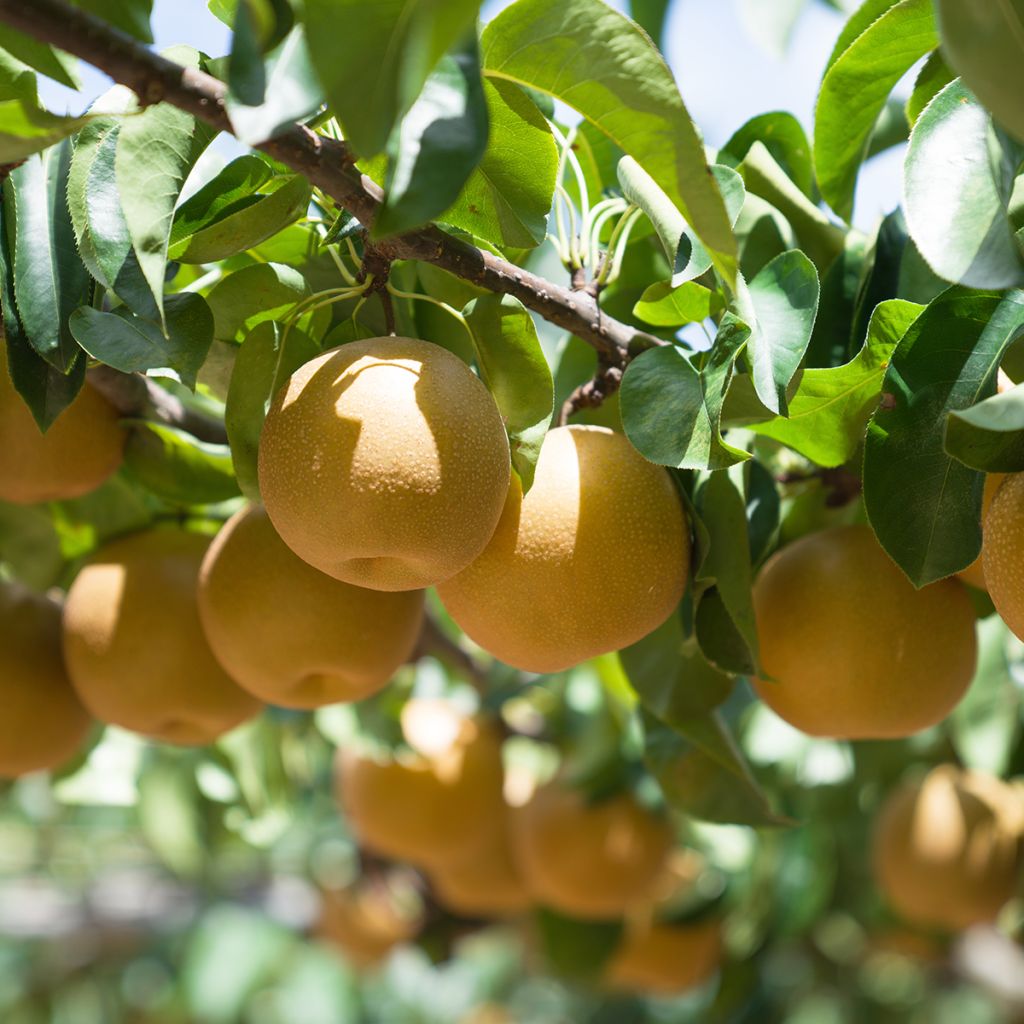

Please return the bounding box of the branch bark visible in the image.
[0,0,663,367]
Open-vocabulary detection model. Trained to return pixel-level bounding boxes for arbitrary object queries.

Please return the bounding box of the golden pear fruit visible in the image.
[872,765,1024,932]
[258,337,510,591]
[606,917,722,996]
[428,808,532,919]
[0,581,92,777]
[62,527,261,745]
[198,505,424,708]
[336,701,505,869]
[753,525,977,738]
[318,883,422,969]
[0,350,124,504]
[437,425,689,672]
[957,473,1007,589]
[982,472,1024,641]
[511,784,673,920]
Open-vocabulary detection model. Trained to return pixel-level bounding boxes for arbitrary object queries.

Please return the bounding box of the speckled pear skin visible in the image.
[63,527,261,746]
[957,473,1006,589]
[753,525,977,739]
[257,337,510,592]
[198,505,424,708]
[983,473,1024,640]
[0,582,92,778]
[0,349,124,504]
[437,425,689,673]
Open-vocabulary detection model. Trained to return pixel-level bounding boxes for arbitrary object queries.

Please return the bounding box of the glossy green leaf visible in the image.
[734,193,797,281]
[620,317,751,471]
[0,195,83,430]
[814,0,937,221]
[227,0,293,106]
[824,0,899,74]
[904,79,1024,290]
[303,0,480,157]
[534,909,622,982]
[72,0,154,42]
[936,0,1024,144]
[633,281,723,328]
[746,299,922,467]
[462,293,552,490]
[482,0,738,282]
[115,46,217,320]
[618,157,744,287]
[376,41,489,238]
[440,78,555,249]
[69,292,216,390]
[719,111,814,199]
[628,0,670,49]
[124,421,240,505]
[738,249,820,416]
[8,142,91,373]
[226,26,323,146]
[0,26,78,89]
[207,262,309,341]
[170,173,312,264]
[945,382,1024,473]
[225,320,319,500]
[864,288,1024,585]
[744,460,781,565]
[906,49,954,126]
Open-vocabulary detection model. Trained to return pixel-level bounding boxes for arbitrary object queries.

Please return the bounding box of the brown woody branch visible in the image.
[0,0,663,367]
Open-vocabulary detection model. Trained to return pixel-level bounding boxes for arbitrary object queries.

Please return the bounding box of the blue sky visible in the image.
[37,0,904,232]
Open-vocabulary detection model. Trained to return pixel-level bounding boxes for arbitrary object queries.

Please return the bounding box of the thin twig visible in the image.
[413,614,488,696]
[557,360,623,427]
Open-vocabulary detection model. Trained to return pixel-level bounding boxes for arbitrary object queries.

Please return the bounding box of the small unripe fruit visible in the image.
[198,505,424,708]
[753,525,977,738]
[258,337,510,591]
[606,918,722,996]
[872,765,1024,931]
[336,702,505,869]
[438,425,689,672]
[982,473,1024,641]
[511,784,672,920]
[0,353,124,504]
[0,582,91,777]
[63,527,261,745]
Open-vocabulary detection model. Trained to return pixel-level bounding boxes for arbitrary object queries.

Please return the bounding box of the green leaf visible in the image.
[814,0,937,221]
[737,141,846,272]
[746,298,922,468]
[170,173,312,264]
[949,617,1021,776]
[738,249,820,416]
[719,111,814,199]
[633,281,723,328]
[745,460,781,565]
[0,93,93,164]
[69,292,216,390]
[440,77,556,249]
[224,320,319,500]
[462,293,552,490]
[71,0,154,42]
[620,610,735,720]
[628,0,670,48]
[905,49,954,126]
[618,157,744,287]
[863,288,1024,585]
[936,0,1024,144]
[482,0,738,282]
[945,382,1024,473]
[734,193,797,281]
[824,0,899,74]
[303,0,481,157]
[0,26,78,89]
[227,0,293,106]
[904,79,1024,290]
[226,26,323,146]
[642,710,785,826]
[67,114,156,318]
[375,40,489,238]
[693,468,759,674]
[115,46,217,320]
[0,195,83,430]
[207,262,309,341]
[534,908,622,982]
[620,317,751,471]
[124,420,240,505]
[8,142,91,373]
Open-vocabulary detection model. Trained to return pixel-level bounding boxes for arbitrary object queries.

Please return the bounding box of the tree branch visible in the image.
[0,0,663,366]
